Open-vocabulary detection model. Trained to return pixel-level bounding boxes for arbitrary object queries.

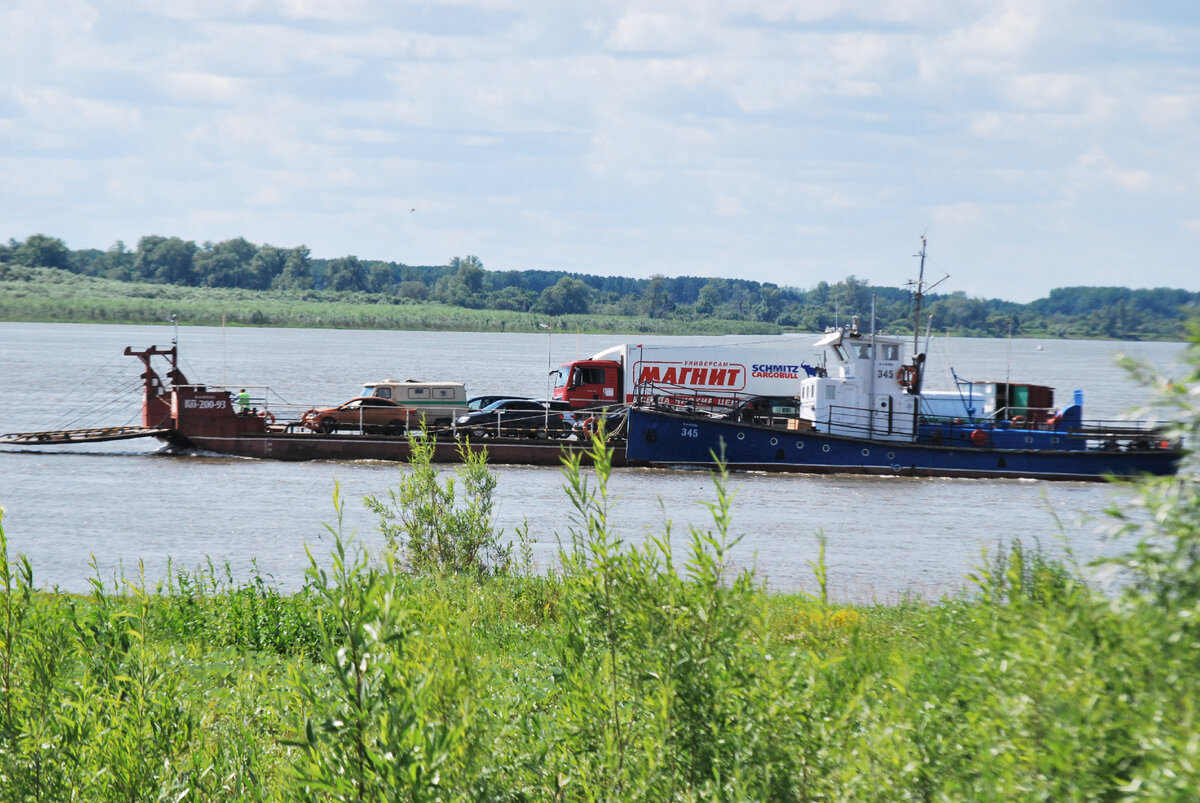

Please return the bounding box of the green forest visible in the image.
[3,233,1198,339]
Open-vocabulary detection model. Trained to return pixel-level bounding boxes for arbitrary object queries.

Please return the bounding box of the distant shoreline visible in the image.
[2,262,1190,341]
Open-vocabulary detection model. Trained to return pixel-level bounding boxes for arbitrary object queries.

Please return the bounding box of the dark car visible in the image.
[466,394,532,411]
[723,396,801,426]
[455,399,574,439]
[543,399,586,429]
[301,397,417,435]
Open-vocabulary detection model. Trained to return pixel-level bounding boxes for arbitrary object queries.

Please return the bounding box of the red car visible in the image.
[301,397,418,435]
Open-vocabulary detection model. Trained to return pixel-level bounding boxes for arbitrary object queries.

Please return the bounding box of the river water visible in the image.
[0,321,1185,602]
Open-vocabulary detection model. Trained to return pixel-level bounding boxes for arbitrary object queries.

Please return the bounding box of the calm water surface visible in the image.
[0,322,1184,602]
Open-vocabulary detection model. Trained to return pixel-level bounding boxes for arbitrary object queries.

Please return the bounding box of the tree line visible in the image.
[4,233,1198,339]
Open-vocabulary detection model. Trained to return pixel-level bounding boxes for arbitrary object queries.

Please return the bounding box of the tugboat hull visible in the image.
[626,407,1179,481]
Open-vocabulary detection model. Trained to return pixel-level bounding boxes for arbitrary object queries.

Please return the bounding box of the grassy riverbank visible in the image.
[3,421,1200,800]
[0,265,779,335]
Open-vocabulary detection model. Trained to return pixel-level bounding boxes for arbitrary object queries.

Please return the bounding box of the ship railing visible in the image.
[177,384,317,428]
[631,383,832,433]
[457,408,580,439]
[630,384,769,418]
[1062,419,1175,451]
[176,384,272,410]
[819,404,917,441]
[922,408,1174,451]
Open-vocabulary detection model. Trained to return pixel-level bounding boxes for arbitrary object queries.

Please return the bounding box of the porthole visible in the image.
[795,441,805,450]
[770,437,778,446]
[822,444,830,453]
[861,448,870,457]
[887,451,896,459]
[737,432,745,440]
[1025,436,1034,444]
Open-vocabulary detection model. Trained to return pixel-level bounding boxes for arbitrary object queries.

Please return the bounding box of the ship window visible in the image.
[822,444,831,452]
[881,344,899,361]
[770,437,778,446]
[856,344,872,359]
[795,441,804,449]
[737,432,745,440]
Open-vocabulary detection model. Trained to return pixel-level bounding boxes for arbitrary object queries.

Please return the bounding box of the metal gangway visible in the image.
[0,426,171,446]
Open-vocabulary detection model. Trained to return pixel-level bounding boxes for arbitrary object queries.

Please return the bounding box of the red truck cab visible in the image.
[552,359,622,409]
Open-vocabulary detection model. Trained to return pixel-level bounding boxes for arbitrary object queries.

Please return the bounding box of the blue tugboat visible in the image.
[625,241,1181,481]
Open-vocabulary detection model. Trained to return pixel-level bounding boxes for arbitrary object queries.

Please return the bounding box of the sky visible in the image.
[2,1,1198,303]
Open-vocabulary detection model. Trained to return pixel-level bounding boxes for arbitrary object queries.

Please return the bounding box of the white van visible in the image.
[362,379,468,428]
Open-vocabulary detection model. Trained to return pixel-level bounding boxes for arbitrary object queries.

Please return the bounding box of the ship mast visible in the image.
[906,236,947,396]
[912,236,927,364]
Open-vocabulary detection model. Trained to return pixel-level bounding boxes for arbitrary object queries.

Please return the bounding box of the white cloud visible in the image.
[931,202,985,227]
[0,0,1197,300]
[1074,147,1160,194]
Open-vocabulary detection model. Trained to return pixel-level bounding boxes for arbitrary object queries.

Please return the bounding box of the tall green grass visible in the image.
[1,325,1199,799]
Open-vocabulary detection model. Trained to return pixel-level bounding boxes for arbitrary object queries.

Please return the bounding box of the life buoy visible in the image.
[259,410,276,425]
[969,429,988,446]
[896,364,917,388]
[582,416,597,434]
[1010,414,1026,426]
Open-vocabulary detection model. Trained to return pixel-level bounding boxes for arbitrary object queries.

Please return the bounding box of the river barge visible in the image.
[2,345,624,466]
